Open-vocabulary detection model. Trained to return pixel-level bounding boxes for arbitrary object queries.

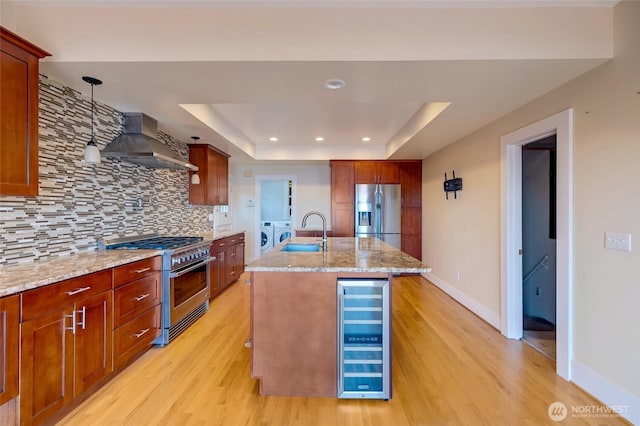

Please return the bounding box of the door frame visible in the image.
[254,175,297,259]
[499,108,573,380]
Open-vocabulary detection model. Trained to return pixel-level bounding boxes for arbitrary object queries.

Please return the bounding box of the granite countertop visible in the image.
[0,230,247,298]
[196,229,245,242]
[0,249,162,297]
[246,237,431,273]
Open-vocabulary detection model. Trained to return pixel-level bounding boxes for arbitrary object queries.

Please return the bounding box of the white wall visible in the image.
[422,1,639,421]
[229,164,331,261]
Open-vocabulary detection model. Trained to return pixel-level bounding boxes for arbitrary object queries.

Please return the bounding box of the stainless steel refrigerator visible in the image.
[355,184,401,249]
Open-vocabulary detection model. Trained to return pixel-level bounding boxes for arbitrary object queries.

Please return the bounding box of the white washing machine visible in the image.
[274,221,293,244]
[261,221,274,253]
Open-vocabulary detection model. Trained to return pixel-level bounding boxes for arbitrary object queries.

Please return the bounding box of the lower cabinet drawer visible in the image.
[114,273,161,328]
[113,305,161,369]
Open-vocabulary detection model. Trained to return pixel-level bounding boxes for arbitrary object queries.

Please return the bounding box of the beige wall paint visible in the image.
[423,0,639,403]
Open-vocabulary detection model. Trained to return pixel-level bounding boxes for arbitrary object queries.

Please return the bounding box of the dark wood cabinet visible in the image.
[74,291,113,395]
[354,161,399,184]
[330,161,355,237]
[400,161,422,208]
[0,27,50,197]
[20,270,113,425]
[210,233,245,299]
[188,144,230,206]
[0,295,19,406]
[400,161,422,259]
[112,257,162,369]
[331,160,422,258]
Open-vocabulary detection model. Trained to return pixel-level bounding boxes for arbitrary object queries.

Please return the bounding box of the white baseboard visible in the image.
[572,360,639,425]
[422,272,501,330]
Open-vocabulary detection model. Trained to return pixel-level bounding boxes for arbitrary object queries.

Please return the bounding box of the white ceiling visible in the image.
[2,0,617,164]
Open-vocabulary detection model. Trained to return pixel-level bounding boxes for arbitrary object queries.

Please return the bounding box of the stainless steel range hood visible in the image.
[102,113,198,171]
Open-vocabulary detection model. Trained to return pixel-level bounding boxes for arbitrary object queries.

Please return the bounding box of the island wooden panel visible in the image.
[250,271,388,397]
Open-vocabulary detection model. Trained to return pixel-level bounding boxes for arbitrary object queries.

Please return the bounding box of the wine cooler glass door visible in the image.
[338,278,390,399]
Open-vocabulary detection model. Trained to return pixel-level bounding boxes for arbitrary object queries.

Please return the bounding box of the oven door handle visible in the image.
[170,257,211,278]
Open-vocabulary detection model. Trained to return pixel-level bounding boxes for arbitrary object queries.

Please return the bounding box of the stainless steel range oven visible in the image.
[100,234,212,345]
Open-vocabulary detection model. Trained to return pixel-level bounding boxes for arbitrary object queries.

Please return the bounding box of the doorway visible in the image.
[500,109,573,381]
[522,136,557,360]
[254,175,296,259]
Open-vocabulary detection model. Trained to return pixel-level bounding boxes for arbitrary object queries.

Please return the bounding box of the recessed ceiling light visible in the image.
[362,137,371,142]
[315,137,324,142]
[325,79,346,90]
[269,137,278,142]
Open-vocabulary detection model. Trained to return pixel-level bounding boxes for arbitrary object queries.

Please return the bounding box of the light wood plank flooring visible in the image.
[58,274,627,425]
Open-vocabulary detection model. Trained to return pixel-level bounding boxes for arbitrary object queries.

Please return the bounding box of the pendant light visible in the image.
[82,76,103,163]
[190,136,201,185]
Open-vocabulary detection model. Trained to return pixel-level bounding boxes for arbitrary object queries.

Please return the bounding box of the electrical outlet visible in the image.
[604,232,632,252]
[456,271,460,281]
[536,287,540,296]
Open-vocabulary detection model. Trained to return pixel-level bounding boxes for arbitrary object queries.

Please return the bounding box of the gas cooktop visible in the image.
[102,235,204,250]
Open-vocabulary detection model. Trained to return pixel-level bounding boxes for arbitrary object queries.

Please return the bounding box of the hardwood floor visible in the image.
[58,274,627,425]
[523,330,557,361]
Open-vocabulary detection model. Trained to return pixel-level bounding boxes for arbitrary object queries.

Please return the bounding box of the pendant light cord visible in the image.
[90,82,95,141]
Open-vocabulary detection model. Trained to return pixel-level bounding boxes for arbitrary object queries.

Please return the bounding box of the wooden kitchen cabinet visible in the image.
[210,233,245,299]
[20,269,113,425]
[331,160,422,258]
[113,257,162,369]
[354,161,399,184]
[0,295,19,406]
[330,161,355,237]
[400,161,422,259]
[188,144,230,206]
[0,27,50,197]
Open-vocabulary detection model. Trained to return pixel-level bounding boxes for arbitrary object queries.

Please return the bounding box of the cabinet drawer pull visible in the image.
[134,293,150,302]
[66,286,91,296]
[134,328,150,338]
[134,267,151,274]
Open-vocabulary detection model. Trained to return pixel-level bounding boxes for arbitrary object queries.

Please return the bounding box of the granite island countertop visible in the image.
[246,237,431,273]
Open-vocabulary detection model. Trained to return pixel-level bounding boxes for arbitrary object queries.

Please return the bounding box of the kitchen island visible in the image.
[246,237,431,397]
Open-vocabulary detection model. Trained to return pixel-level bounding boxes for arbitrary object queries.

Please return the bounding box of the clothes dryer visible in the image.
[274,221,293,244]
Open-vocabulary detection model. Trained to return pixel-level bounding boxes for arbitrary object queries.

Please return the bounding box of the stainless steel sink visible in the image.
[281,243,321,252]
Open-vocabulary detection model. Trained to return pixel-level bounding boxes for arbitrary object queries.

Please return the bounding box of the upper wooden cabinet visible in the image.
[354,161,399,184]
[399,160,422,208]
[188,144,230,206]
[330,161,355,237]
[0,27,51,197]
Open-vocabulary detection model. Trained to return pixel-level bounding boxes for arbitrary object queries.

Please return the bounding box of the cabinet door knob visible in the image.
[134,293,150,302]
[134,267,151,274]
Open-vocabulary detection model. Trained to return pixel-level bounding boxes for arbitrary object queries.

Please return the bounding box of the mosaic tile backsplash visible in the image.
[0,75,213,265]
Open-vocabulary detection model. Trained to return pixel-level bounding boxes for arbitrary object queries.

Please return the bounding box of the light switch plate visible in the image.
[604,232,632,252]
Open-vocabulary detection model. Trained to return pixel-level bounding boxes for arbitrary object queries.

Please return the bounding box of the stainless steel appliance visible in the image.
[99,234,212,345]
[355,183,401,249]
[338,278,391,399]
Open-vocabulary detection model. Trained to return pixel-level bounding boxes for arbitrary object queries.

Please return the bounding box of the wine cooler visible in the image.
[337,278,390,399]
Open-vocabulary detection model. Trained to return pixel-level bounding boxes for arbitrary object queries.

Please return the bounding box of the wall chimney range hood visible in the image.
[102,113,198,171]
